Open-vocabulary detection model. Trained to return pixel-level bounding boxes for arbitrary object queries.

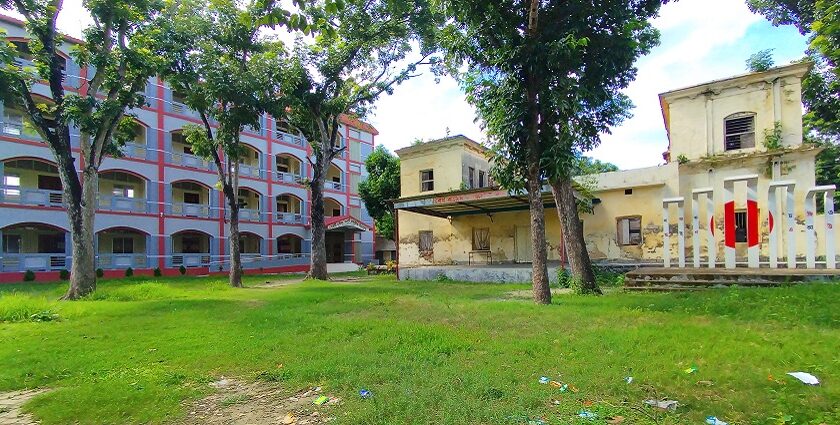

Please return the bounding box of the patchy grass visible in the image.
[0,274,838,424]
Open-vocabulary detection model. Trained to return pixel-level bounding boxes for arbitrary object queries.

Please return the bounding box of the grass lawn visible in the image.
[1,274,838,424]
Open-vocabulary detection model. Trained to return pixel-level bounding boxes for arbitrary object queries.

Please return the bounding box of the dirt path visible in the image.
[0,389,48,425]
[179,378,340,425]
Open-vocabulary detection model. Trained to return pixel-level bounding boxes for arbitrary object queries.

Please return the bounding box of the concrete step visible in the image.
[623,267,840,291]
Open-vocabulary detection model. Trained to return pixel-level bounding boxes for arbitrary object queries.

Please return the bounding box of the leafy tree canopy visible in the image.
[358,145,400,239]
[746,48,775,72]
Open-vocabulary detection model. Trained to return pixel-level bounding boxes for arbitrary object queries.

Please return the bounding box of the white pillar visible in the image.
[692,188,714,268]
[746,178,759,268]
[722,175,760,269]
[804,185,836,269]
[767,181,796,269]
[663,197,686,268]
[786,187,796,269]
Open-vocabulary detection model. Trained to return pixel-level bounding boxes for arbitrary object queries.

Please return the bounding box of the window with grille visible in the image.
[420,170,434,192]
[419,231,433,253]
[113,237,134,254]
[2,234,21,253]
[724,113,756,151]
[734,211,747,243]
[468,167,475,189]
[472,228,490,250]
[617,216,642,245]
[478,171,486,188]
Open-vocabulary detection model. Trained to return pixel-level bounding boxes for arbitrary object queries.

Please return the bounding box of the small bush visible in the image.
[153,267,162,277]
[385,260,397,274]
[30,310,60,322]
[179,265,187,275]
[435,273,452,282]
[124,267,134,277]
[59,269,70,281]
[96,268,104,278]
[555,268,572,288]
[677,154,689,164]
[23,270,35,282]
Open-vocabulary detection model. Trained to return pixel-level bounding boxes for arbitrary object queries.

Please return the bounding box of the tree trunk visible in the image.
[228,206,243,288]
[525,71,551,305]
[549,178,600,294]
[308,154,328,280]
[225,161,243,288]
[61,166,97,300]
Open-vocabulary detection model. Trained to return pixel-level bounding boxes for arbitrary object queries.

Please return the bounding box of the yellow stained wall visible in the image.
[400,144,472,197]
[666,68,806,161]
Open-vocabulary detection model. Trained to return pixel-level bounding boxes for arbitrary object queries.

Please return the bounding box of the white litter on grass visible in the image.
[787,372,820,385]
[644,399,678,411]
[706,416,728,425]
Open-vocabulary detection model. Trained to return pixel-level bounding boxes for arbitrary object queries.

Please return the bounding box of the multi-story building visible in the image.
[0,15,376,281]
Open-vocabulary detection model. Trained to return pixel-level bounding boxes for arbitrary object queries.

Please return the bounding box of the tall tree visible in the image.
[441,0,664,300]
[358,145,400,240]
[441,1,552,304]
[159,0,301,287]
[284,0,440,280]
[0,0,168,299]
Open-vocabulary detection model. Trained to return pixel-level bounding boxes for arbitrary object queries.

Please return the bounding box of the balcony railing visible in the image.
[121,143,147,160]
[167,152,213,170]
[238,162,262,178]
[0,187,63,207]
[227,208,261,222]
[1,121,42,141]
[172,253,212,267]
[96,254,148,269]
[277,212,305,224]
[276,171,305,184]
[325,181,346,192]
[1,253,68,271]
[275,129,304,146]
[170,202,214,218]
[98,195,148,213]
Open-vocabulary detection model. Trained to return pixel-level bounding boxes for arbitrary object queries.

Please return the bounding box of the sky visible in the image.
[5,0,810,170]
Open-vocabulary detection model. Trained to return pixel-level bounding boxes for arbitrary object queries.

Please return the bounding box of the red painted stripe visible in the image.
[724,201,735,248]
[747,199,759,247]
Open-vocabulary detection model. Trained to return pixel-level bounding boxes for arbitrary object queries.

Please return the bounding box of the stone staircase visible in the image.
[624,267,840,291]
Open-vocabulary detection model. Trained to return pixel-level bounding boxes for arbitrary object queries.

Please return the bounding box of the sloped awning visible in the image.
[326,215,371,232]
[393,188,560,218]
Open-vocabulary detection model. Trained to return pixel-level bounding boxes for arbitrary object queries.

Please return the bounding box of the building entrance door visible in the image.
[326,231,345,263]
[515,226,532,263]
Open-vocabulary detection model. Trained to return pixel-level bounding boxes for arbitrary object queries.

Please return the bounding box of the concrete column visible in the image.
[746,178,759,268]
[722,175,759,269]
[786,187,796,269]
[768,181,795,268]
[662,197,685,268]
[691,188,714,268]
[805,185,837,269]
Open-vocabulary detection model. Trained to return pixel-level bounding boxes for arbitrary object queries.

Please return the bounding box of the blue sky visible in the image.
[7,0,809,170]
[370,0,810,169]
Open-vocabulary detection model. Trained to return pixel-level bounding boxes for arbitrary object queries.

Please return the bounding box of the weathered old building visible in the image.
[394,62,837,272]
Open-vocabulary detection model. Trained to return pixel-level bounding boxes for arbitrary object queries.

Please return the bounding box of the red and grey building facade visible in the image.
[0,15,376,281]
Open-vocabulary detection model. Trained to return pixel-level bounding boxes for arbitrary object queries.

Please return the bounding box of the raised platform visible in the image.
[624,267,840,291]
[399,263,563,284]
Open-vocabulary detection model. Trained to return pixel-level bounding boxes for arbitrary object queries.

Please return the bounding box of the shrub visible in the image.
[95,268,104,278]
[153,267,162,277]
[555,268,572,288]
[677,154,689,164]
[124,267,134,277]
[59,269,70,281]
[435,273,452,282]
[385,260,397,274]
[23,270,35,282]
[179,265,187,275]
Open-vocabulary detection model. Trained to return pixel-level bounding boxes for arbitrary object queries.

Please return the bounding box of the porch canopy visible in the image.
[326,215,371,232]
[393,187,560,218]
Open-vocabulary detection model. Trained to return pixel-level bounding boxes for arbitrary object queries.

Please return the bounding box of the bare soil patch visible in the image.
[179,378,340,425]
[0,389,49,425]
